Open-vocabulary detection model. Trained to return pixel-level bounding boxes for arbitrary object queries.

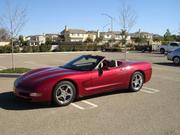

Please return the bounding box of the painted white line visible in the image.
[141,89,155,94]
[71,103,85,110]
[141,87,160,94]
[143,87,160,92]
[81,100,98,108]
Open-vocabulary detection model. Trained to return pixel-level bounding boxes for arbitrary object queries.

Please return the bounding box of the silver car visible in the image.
[167,48,180,65]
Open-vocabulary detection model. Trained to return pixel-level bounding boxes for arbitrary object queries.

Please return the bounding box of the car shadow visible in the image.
[0,89,132,111]
[75,89,131,102]
[153,62,180,67]
[0,91,53,110]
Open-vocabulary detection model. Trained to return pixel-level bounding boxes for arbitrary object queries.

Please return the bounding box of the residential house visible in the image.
[130,31,162,45]
[61,26,88,42]
[87,31,99,42]
[100,31,131,42]
[0,41,10,47]
[26,35,46,46]
[45,33,59,43]
[130,31,153,45]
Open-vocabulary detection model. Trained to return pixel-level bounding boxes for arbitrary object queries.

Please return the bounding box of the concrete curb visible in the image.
[0,73,22,78]
[0,51,101,56]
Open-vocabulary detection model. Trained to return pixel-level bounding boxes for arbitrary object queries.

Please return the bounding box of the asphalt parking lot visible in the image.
[0,51,180,135]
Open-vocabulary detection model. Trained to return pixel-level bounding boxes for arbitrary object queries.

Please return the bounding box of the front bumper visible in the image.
[167,54,173,61]
[14,88,43,102]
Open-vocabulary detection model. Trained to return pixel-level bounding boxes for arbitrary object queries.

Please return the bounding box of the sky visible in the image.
[0,0,180,36]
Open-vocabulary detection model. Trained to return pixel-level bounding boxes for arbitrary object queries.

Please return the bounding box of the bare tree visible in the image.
[0,0,27,70]
[178,23,180,35]
[119,2,137,60]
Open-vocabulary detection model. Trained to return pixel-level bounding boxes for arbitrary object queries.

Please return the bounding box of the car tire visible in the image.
[129,71,144,92]
[173,56,180,65]
[160,48,165,54]
[52,81,76,106]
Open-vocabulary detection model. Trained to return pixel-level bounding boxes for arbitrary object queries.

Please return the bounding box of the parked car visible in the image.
[14,55,152,106]
[167,48,180,65]
[159,42,180,54]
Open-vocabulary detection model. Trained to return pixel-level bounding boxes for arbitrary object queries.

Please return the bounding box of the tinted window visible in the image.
[170,43,179,46]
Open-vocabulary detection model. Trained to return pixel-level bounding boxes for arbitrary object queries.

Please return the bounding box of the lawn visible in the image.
[0,68,31,73]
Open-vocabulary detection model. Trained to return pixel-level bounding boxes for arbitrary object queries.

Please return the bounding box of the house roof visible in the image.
[62,29,87,34]
[100,31,122,35]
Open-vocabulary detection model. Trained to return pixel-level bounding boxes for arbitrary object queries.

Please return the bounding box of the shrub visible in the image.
[32,46,40,52]
[39,44,51,52]
[57,44,100,52]
[0,45,20,53]
[22,46,33,53]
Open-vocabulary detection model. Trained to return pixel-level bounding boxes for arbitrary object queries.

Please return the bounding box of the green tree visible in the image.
[85,37,93,43]
[134,36,148,45]
[95,37,103,43]
[18,35,24,46]
[164,29,174,42]
[0,28,9,41]
[39,44,51,52]
[153,36,163,42]
[45,37,53,45]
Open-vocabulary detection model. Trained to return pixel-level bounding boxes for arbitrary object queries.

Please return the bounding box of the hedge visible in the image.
[57,45,101,52]
[0,45,20,53]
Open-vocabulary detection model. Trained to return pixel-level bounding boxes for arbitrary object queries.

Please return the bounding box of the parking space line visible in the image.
[143,87,160,92]
[81,100,98,108]
[141,87,160,94]
[141,89,155,94]
[71,100,98,110]
[71,103,85,110]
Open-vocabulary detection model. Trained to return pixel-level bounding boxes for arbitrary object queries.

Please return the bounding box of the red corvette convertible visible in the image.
[14,55,152,106]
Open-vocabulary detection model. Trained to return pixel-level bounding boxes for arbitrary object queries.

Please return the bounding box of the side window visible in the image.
[170,43,179,46]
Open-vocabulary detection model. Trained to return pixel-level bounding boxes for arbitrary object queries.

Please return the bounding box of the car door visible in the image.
[88,66,126,94]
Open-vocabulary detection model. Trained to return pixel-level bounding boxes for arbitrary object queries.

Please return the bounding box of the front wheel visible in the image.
[129,71,144,92]
[173,56,180,65]
[160,48,165,54]
[52,81,76,106]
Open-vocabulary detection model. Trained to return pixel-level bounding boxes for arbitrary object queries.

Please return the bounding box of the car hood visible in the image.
[18,67,79,85]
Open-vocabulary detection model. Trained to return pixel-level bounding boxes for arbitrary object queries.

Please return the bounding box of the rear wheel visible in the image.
[52,81,76,106]
[173,56,180,65]
[130,71,144,92]
[160,48,165,54]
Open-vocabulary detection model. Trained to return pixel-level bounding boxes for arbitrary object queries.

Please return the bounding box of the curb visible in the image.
[0,51,101,56]
[0,73,22,78]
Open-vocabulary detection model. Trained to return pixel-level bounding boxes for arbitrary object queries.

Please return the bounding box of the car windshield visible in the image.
[62,55,104,71]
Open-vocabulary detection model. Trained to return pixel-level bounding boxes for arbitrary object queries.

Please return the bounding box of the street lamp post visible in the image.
[101,13,113,32]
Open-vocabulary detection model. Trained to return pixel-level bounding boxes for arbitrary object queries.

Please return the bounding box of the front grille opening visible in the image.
[19,92,30,97]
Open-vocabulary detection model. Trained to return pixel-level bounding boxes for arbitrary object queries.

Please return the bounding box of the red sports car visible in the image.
[14,55,152,106]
